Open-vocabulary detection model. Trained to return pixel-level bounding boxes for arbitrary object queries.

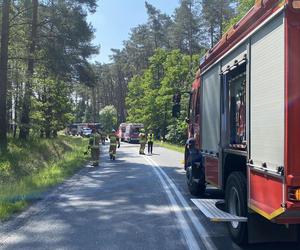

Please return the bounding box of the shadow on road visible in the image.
[2,144,299,250]
[1,145,186,250]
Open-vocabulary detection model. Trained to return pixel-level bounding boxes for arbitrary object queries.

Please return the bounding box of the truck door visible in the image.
[201,64,221,188]
[248,13,285,220]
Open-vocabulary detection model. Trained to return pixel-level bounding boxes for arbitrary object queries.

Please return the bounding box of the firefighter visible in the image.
[139,129,146,155]
[147,130,154,155]
[100,130,106,145]
[109,129,120,160]
[88,128,101,166]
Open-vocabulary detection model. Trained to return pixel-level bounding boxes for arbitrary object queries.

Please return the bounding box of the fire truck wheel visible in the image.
[225,172,248,245]
[186,166,206,196]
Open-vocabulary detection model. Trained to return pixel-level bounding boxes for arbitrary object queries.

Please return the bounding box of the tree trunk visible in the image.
[45,129,51,139]
[91,87,97,122]
[0,0,10,148]
[19,0,38,139]
[13,66,20,138]
[52,130,57,138]
[163,102,167,141]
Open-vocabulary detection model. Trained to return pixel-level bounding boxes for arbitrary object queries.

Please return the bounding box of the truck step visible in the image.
[191,199,248,222]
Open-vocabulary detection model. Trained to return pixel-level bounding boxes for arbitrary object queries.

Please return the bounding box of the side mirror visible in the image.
[172,92,181,118]
[172,104,181,118]
[185,117,190,124]
[173,93,181,104]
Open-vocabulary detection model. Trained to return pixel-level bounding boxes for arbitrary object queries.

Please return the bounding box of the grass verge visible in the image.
[155,140,185,153]
[0,135,89,220]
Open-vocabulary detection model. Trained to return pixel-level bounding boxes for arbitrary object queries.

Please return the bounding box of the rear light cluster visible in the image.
[292,0,300,9]
[288,187,300,201]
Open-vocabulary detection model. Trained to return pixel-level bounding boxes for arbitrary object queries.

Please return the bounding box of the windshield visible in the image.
[132,127,140,133]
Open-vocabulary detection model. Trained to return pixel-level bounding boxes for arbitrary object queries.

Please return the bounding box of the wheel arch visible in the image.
[223,153,247,190]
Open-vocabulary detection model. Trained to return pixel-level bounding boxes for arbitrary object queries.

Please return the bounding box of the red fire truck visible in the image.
[124,123,144,143]
[176,0,300,244]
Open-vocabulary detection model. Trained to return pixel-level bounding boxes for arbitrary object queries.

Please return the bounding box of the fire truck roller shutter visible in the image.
[201,64,221,154]
[250,13,284,171]
[221,43,247,73]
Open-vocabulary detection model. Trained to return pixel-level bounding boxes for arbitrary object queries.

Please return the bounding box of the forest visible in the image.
[0,0,256,149]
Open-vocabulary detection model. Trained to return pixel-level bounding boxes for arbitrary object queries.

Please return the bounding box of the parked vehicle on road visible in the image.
[174,0,300,245]
[66,123,102,137]
[66,124,80,136]
[81,127,92,137]
[124,123,143,143]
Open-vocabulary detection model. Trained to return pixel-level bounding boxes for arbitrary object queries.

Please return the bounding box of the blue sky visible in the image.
[87,0,180,64]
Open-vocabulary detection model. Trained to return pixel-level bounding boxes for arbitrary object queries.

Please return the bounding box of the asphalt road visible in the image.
[0,143,299,250]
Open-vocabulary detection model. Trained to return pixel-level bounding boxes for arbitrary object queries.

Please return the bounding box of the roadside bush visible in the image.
[166,120,187,145]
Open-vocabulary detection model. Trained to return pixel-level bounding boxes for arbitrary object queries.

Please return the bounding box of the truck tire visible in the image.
[186,165,206,196]
[225,172,248,245]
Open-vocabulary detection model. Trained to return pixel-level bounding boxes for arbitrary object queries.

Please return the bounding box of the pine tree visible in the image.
[19,0,38,139]
[201,0,235,47]
[0,0,10,147]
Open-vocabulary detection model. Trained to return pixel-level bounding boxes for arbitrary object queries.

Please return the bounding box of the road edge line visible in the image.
[143,156,200,250]
[146,156,217,250]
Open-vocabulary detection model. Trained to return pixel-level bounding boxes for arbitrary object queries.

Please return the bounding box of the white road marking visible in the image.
[143,156,200,250]
[145,156,217,250]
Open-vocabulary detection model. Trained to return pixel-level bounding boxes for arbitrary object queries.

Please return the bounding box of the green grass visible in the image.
[0,201,27,220]
[155,140,185,153]
[0,135,89,220]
